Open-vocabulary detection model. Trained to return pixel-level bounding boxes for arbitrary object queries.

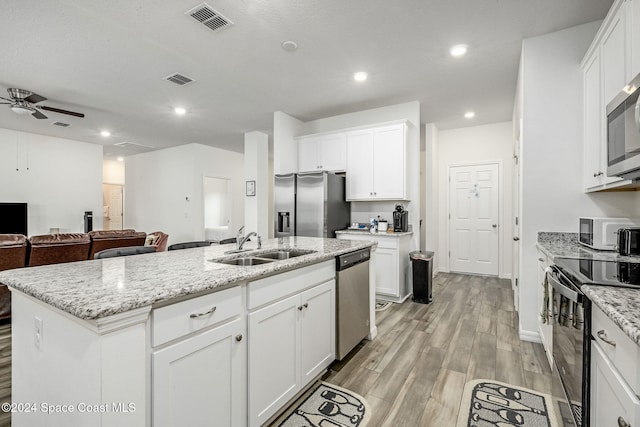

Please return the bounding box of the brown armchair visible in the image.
[0,234,28,320]
[28,233,91,267]
[88,229,147,259]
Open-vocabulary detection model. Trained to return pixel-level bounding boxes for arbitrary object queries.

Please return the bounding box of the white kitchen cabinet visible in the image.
[297,133,346,172]
[632,0,640,77]
[581,0,626,191]
[247,261,335,427]
[536,249,553,369]
[601,0,630,107]
[153,318,246,427]
[336,232,411,302]
[152,286,246,427]
[346,123,407,201]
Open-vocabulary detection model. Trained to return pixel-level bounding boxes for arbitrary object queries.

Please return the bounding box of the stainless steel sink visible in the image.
[215,257,275,266]
[256,249,316,260]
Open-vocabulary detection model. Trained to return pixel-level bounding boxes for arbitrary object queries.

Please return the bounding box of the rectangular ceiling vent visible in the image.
[186,3,233,34]
[51,121,71,127]
[114,141,155,151]
[165,73,195,86]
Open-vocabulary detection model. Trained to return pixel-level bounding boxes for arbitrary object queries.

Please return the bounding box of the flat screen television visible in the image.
[0,203,28,235]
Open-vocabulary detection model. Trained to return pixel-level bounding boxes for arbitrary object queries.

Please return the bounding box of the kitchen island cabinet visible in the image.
[0,237,374,427]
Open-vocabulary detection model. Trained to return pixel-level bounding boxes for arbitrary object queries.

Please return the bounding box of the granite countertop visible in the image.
[582,285,640,346]
[336,228,413,237]
[537,231,640,346]
[0,237,375,321]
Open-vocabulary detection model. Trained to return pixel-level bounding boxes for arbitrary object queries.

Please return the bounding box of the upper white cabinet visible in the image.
[582,0,630,192]
[632,0,640,77]
[346,123,408,201]
[297,132,346,172]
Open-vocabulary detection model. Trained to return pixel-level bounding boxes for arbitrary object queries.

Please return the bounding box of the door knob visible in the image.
[235,334,243,342]
[513,237,520,241]
[492,224,497,228]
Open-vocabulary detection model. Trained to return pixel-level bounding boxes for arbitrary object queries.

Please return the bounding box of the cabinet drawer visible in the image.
[152,286,242,347]
[591,341,640,427]
[592,304,640,395]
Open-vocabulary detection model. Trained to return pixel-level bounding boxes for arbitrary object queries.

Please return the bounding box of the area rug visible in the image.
[375,300,392,311]
[278,382,371,427]
[456,379,559,427]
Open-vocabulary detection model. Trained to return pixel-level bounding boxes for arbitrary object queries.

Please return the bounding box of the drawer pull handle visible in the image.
[597,330,616,347]
[235,334,243,342]
[618,416,630,427]
[303,303,309,309]
[189,306,217,319]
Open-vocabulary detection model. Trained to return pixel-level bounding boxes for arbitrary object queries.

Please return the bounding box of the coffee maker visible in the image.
[393,204,408,232]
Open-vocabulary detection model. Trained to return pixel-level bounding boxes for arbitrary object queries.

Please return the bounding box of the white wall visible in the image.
[273,111,303,175]
[244,131,269,238]
[299,101,422,251]
[518,21,640,339]
[0,127,103,235]
[102,159,125,185]
[423,124,439,265]
[125,143,244,245]
[437,122,514,279]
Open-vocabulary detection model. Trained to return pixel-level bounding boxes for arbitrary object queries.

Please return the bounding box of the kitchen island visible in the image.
[0,236,376,427]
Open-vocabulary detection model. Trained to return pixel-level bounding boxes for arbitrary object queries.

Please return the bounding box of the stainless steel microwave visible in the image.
[579,217,640,250]
[606,72,640,180]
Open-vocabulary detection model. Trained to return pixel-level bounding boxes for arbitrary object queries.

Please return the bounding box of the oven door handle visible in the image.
[547,268,582,303]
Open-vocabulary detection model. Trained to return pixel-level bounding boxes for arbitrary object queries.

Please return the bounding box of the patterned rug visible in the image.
[456,379,559,427]
[278,382,371,427]
[375,300,392,311]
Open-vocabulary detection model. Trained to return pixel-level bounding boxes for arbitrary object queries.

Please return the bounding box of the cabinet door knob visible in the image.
[189,306,217,319]
[594,171,603,177]
[492,224,497,228]
[597,330,616,347]
[618,416,630,427]
[298,305,303,311]
[235,334,243,342]
[513,237,520,241]
[303,303,309,309]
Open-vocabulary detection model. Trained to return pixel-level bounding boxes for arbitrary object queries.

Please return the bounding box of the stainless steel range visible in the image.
[547,258,640,427]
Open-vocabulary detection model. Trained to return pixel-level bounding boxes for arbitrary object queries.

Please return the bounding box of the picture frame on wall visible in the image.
[246,180,256,197]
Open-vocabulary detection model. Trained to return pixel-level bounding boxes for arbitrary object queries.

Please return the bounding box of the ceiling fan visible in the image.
[0,88,85,120]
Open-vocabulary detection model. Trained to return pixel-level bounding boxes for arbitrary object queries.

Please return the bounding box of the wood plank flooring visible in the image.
[270,272,552,426]
[0,273,552,427]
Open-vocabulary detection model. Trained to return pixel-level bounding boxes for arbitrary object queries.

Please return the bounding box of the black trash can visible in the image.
[410,251,434,304]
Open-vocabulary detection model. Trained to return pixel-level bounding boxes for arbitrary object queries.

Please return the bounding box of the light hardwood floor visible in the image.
[271,272,552,426]
[0,273,552,427]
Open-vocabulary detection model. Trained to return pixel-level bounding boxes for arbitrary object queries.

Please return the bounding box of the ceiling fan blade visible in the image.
[0,102,11,105]
[24,93,47,104]
[31,110,48,119]
[40,105,84,118]
[0,96,12,102]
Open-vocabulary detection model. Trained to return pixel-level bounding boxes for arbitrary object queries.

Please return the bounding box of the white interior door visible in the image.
[102,184,123,230]
[449,163,499,276]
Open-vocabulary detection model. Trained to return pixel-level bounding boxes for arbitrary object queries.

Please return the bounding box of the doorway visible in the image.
[512,138,521,310]
[102,184,123,230]
[448,163,499,276]
[203,177,232,241]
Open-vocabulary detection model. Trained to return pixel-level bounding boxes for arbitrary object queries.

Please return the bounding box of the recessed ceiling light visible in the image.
[100,130,111,137]
[117,157,124,162]
[353,72,368,82]
[450,44,468,57]
[174,107,187,115]
[464,111,475,119]
[281,40,298,52]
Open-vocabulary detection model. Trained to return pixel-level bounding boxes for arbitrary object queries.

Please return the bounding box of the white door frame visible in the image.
[446,160,504,277]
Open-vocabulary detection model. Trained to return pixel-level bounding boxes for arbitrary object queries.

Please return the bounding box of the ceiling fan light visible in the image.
[10,104,33,115]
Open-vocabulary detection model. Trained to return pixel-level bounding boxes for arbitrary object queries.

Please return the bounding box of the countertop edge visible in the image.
[582,285,640,347]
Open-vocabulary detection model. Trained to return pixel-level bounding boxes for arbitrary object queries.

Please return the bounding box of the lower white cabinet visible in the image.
[337,232,411,302]
[248,261,336,427]
[536,249,553,368]
[153,317,246,427]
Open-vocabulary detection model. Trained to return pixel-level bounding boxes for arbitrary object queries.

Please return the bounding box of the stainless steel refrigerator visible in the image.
[274,171,350,238]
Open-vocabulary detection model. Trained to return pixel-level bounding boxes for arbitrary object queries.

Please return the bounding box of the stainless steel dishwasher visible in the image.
[335,248,370,360]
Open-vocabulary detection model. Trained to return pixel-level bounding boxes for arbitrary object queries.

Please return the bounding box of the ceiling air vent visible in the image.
[185,3,233,34]
[51,121,71,127]
[114,141,155,151]
[165,73,195,86]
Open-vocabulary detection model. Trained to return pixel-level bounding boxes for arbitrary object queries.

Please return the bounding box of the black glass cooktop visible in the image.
[554,258,640,288]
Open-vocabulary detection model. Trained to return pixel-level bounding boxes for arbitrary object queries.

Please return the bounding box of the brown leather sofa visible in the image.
[28,233,91,267]
[88,229,147,259]
[0,234,28,321]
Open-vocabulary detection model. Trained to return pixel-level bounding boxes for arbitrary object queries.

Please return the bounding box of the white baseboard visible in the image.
[368,326,378,341]
[519,329,542,343]
[499,273,512,280]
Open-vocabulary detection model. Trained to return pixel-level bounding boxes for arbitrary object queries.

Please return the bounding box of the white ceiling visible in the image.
[0,0,614,158]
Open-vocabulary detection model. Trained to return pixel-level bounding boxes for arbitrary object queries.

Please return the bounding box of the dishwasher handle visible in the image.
[336,249,370,271]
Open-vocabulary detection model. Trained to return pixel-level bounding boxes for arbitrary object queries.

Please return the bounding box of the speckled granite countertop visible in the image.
[0,237,375,321]
[336,229,413,237]
[582,285,640,346]
[537,231,640,346]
